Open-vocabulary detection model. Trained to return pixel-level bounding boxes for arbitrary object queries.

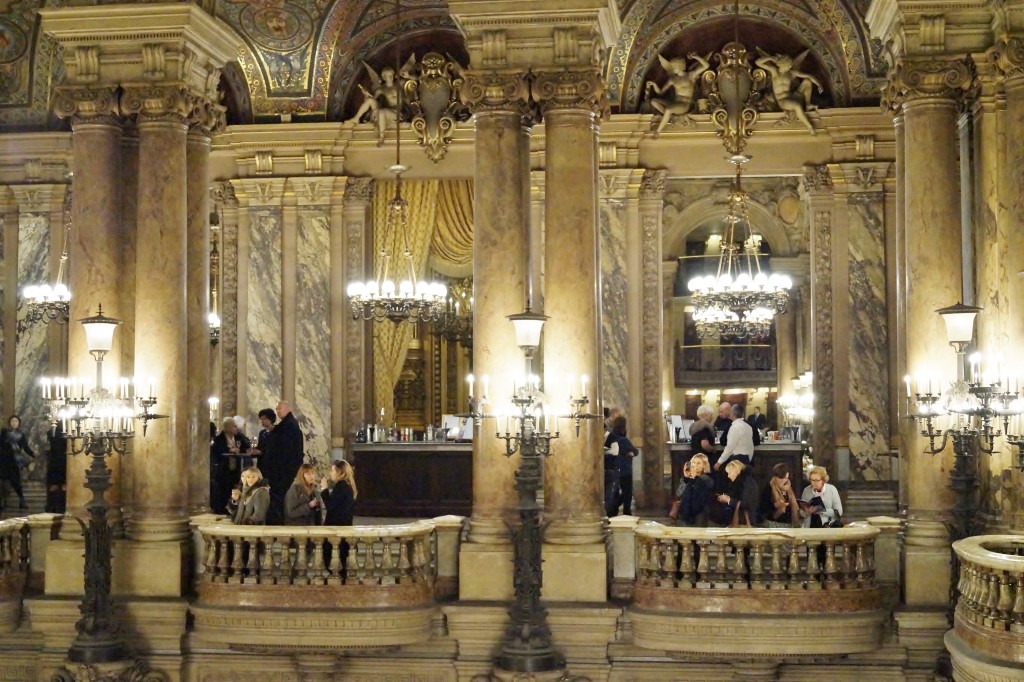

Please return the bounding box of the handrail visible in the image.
[952,534,1024,663]
[0,518,28,579]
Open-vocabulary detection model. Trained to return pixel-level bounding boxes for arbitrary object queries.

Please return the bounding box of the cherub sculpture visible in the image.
[754,48,822,135]
[346,55,416,145]
[645,52,711,136]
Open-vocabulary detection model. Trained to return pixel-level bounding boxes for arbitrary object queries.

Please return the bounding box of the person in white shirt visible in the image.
[714,404,754,471]
[799,465,843,527]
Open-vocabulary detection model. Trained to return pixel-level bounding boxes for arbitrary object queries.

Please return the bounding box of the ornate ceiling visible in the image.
[0,0,886,129]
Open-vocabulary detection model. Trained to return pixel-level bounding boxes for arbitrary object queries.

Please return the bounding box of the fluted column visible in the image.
[51,87,124,529]
[891,57,974,606]
[121,86,193,542]
[533,70,605,545]
[461,72,532,544]
[185,108,221,514]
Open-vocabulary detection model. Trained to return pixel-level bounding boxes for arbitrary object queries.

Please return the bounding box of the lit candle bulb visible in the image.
[904,375,911,398]
[581,374,589,398]
[467,373,475,399]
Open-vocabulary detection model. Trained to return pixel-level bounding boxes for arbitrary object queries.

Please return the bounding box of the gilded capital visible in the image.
[885,56,976,109]
[639,169,667,201]
[530,68,607,116]
[189,98,227,137]
[52,86,120,125]
[460,70,533,119]
[802,164,833,197]
[344,177,375,204]
[992,37,1024,86]
[120,85,199,123]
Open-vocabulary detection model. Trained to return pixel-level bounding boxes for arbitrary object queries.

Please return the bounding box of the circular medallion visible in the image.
[240,5,313,52]
[777,194,801,225]
[0,20,28,65]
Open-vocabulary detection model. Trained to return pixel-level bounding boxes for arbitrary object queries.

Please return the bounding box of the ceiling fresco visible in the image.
[0,0,890,128]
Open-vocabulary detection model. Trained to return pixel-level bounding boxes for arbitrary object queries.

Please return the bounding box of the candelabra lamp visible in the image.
[906,302,1024,611]
[41,306,166,682]
[464,308,594,679]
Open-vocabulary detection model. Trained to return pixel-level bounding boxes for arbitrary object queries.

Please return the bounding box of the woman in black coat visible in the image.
[1,415,35,510]
[210,417,251,514]
[320,460,357,576]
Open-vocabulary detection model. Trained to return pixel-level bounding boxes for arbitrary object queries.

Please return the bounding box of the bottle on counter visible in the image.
[355,422,367,443]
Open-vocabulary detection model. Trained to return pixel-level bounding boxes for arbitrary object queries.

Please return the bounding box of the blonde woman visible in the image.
[320,459,357,526]
[715,460,760,527]
[284,462,323,525]
[675,453,713,526]
[800,466,843,528]
[228,466,270,525]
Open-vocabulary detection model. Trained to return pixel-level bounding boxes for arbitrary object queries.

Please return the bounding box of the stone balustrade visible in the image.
[0,517,28,633]
[950,535,1024,668]
[191,520,443,649]
[629,522,885,656]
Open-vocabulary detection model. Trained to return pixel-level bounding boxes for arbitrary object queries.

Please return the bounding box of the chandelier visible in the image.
[435,277,473,347]
[22,185,72,326]
[345,0,446,323]
[688,160,791,339]
[209,207,222,345]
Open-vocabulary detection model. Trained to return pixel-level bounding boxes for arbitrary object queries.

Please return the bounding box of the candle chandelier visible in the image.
[22,184,73,326]
[346,0,446,324]
[434,277,473,347]
[686,0,790,339]
[209,207,221,345]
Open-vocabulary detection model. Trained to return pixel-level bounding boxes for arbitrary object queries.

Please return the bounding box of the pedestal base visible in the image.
[541,543,607,602]
[51,658,166,682]
[45,539,189,597]
[460,543,514,600]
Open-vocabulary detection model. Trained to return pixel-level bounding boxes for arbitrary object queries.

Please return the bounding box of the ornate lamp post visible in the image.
[42,306,165,682]
[467,308,593,679]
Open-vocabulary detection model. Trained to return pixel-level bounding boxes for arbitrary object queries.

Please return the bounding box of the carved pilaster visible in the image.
[212,181,239,417]
[343,177,373,435]
[531,68,607,116]
[639,168,666,511]
[639,168,667,201]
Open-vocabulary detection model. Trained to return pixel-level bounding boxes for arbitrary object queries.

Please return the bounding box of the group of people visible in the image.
[672,402,842,528]
[209,400,357,529]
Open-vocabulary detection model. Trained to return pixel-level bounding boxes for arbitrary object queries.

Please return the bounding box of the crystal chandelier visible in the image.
[435,277,473,347]
[345,3,446,323]
[22,186,72,326]
[688,160,791,339]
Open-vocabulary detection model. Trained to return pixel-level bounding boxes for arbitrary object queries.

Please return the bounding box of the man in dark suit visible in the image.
[747,406,768,432]
[264,400,304,524]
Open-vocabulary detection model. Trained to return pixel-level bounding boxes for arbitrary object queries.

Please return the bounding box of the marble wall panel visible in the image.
[847,194,890,481]
[600,202,629,413]
[246,208,283,425]
[14,213,49,481]
[294,208,331,471]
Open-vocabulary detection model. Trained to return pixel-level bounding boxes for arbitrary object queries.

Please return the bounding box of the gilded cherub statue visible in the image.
[347,55,416,145]
[754,48,822,135]
[645,52,711,136]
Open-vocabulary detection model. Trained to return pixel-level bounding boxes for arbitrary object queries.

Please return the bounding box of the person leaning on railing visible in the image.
[227,466,270,525]
[284,462,323,525]
[320,460,358,575]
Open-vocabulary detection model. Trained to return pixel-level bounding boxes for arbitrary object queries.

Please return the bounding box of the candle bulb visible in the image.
[904,375,911,398]
[581,374,588,398]
[467,373,475,399]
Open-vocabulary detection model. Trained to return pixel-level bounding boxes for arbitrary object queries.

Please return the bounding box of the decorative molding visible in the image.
[531,68,607,115]
[885,56,976,108]
[52,86,120,125]
[344,177,374,204]
[120,85,199,122]
[802,165,834,194]
[991,37,1024,87]
[460,70,532,118]
[639,169,667,201]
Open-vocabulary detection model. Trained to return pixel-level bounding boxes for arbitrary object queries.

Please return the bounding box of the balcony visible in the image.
[947,535,1024,680]
[627,522,886,656]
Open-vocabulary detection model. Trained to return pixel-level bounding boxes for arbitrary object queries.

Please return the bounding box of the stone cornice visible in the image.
[865,0,994,58]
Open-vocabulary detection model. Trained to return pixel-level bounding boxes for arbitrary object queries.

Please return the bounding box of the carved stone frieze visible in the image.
[52,86,120,125]
[802,164,833,194]
[120,85,200,123]
[190,98,227,137]
[459,70,533,120]
[344,177,374,204]
[885,56,976,109]
[639,169,667,201]
[531,68,607,116]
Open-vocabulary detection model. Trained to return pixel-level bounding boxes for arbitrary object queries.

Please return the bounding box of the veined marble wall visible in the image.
[14,212,49,470]
[600,200,629,413]
[294,208,330,468]
[246,208,283,424]
[847,193,891,481]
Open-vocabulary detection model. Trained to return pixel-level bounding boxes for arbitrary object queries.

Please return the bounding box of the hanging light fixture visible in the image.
[22,182,73,326]
[209,206,221,345]
[435,277,473,347]
[346,0,447,323]
[687,0,790,339]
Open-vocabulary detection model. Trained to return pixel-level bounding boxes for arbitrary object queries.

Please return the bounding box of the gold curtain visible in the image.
[372,178,440,423]
[429,179,474,278]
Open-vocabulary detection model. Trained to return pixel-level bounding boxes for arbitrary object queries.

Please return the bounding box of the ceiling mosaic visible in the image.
[0,0,889,127]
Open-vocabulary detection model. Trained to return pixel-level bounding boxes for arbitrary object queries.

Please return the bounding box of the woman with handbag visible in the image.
[0,415,35,511]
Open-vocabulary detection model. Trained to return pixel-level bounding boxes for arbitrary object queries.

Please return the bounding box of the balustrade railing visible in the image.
[195,520,436,609]
[952,535,1024,664]
[633,523,879,612]
[0,517,28,632]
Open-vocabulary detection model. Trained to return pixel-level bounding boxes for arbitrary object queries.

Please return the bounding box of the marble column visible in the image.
[186,126,214,513]
[460,72,532,545]
[0,193,15,415]
[339,178,373,439]
[214,182,240,417]
[51,88,124,527]
[638,170,667,512]
[121,86,192,543]
[533,70,605,545]
[890,109,910,504]
[893,57,974,607]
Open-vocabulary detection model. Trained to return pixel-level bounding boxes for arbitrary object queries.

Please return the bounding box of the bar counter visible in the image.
[668,442,807,496]
[348,442,473,517]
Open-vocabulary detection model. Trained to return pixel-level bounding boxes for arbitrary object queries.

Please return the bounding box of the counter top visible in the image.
[349,442,472,452]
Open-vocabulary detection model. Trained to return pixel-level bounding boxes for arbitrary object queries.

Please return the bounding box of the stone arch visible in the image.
[663,192,794,260]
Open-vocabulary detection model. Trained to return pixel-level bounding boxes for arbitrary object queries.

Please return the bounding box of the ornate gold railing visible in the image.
[634,522,880,612]
[195,520,436,609]
[953,535,1024,664]
[0,517,28,633]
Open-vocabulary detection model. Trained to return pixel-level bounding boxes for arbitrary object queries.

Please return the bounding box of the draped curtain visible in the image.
[371,178,475,423]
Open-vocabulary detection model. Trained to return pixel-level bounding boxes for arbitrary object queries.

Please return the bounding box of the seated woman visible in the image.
[284,462,323,525]
[228,466,270,525]
[676,453,714,527]
[210,417,251,514]
[320,460,358,574]
[714,460,760,527]
[761,462,801,528]
[800,465,843,528]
